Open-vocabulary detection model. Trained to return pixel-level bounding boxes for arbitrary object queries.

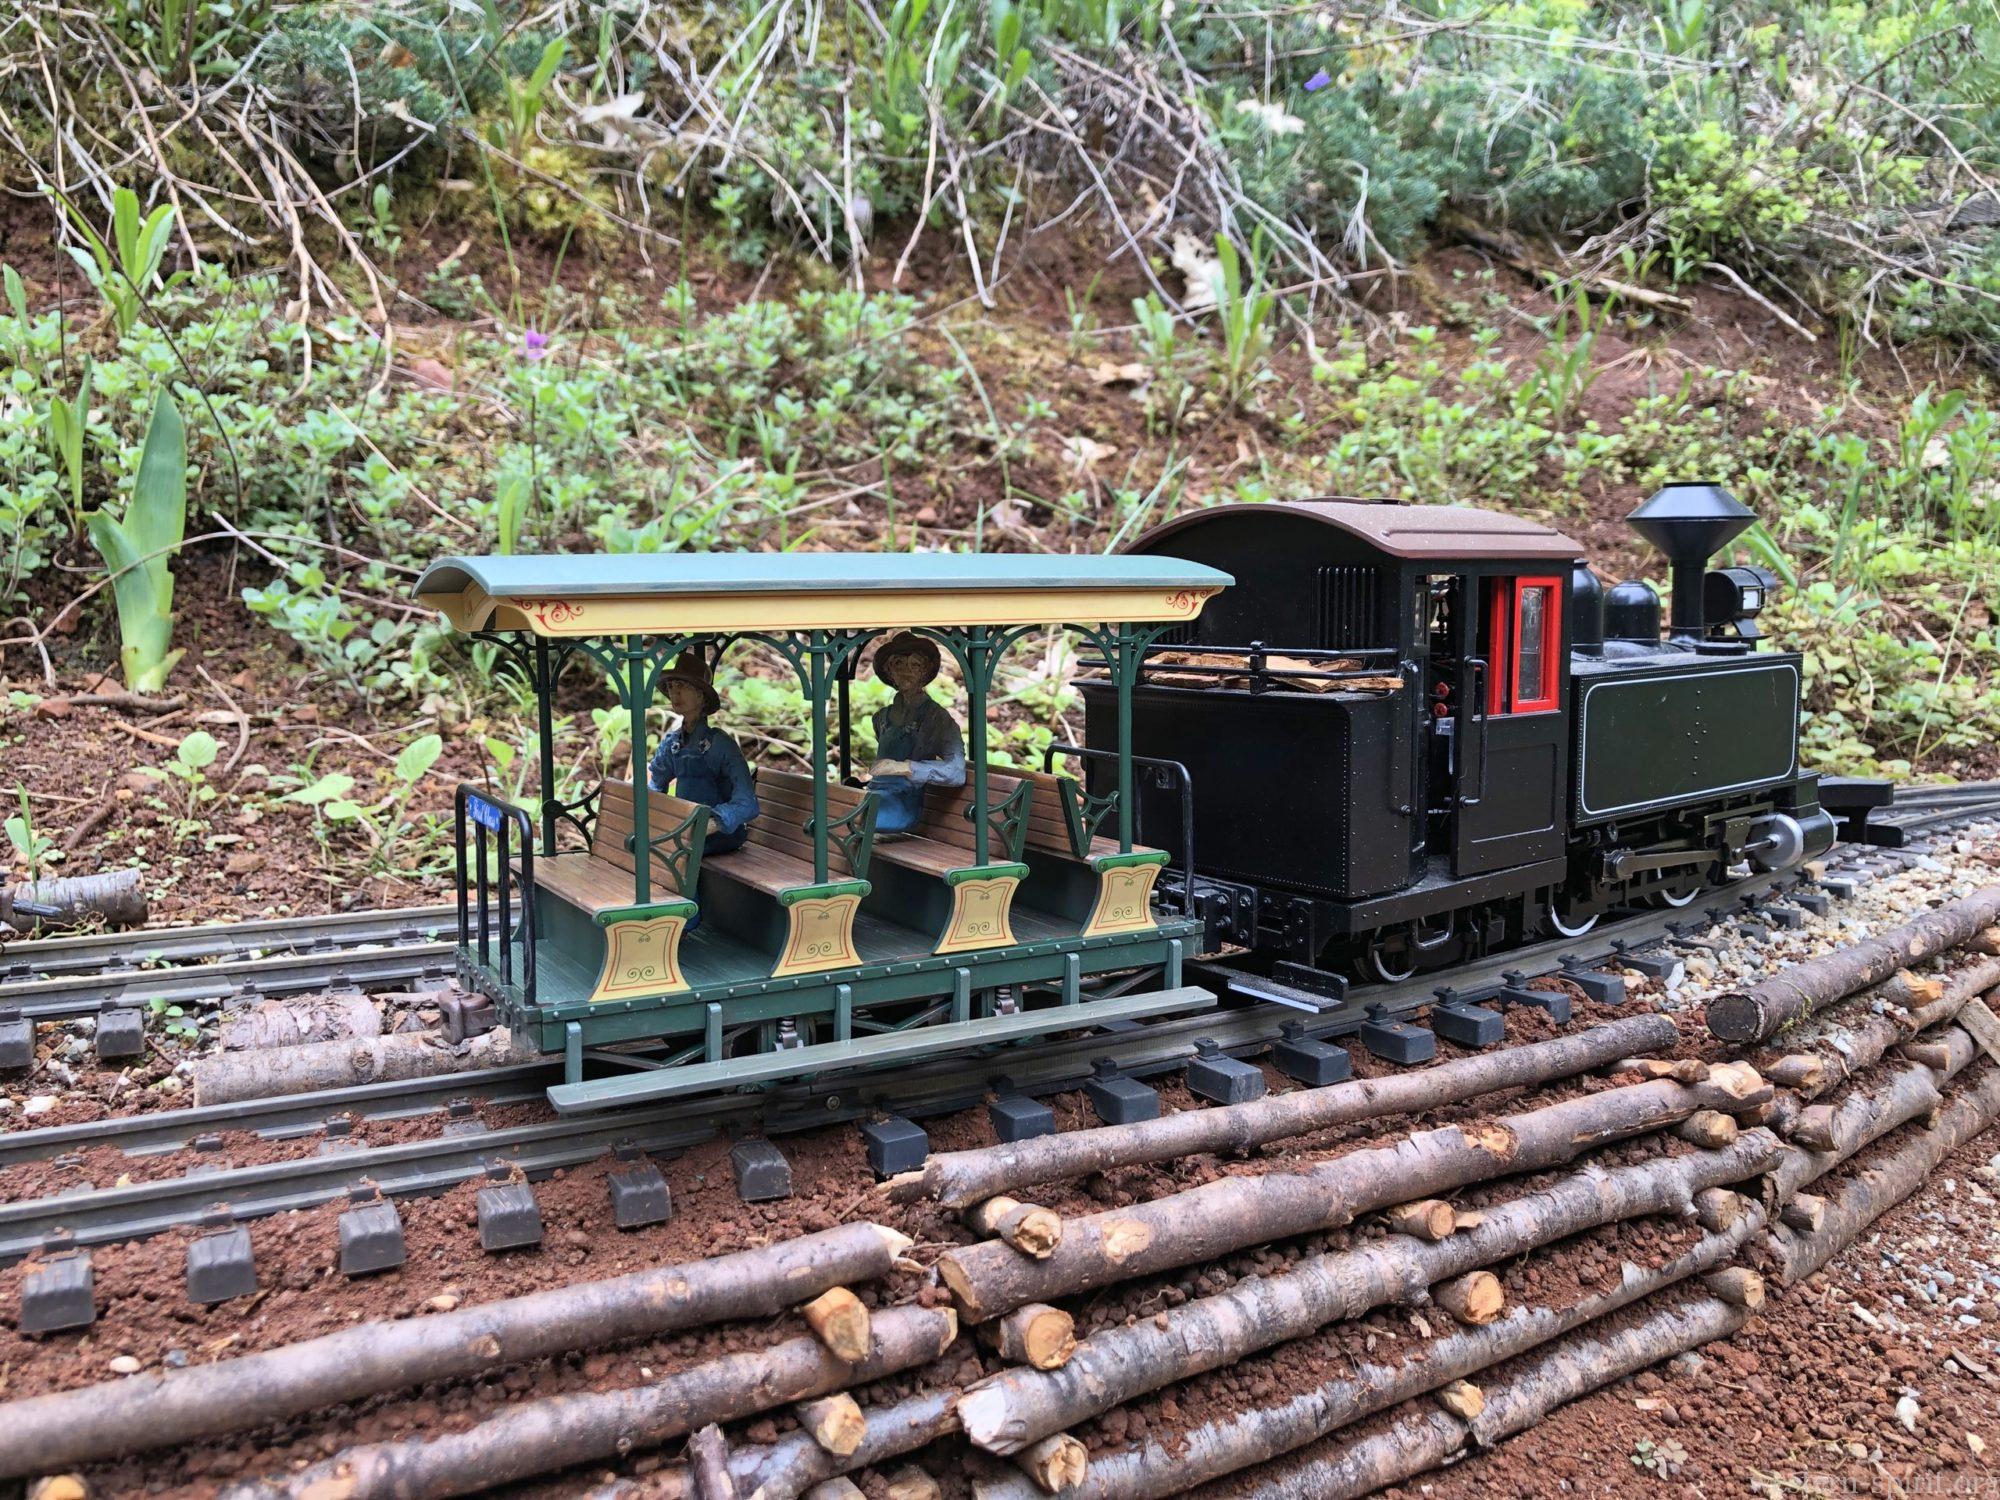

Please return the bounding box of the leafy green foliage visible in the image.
[57,188,184,335]
[87,389,188,694]
[6,786,55,882]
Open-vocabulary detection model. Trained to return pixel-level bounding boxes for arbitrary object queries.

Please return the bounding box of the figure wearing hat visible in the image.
[646,654,759,854]
[868,631,965,835]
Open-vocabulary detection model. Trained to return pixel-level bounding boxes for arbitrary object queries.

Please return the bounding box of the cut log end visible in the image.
[978,1303,1077,1370]
[1383,1199,1458,1242]
[1614,1058,1705,1083]
[1703,1062,1768,1104]
[799,1393,867,1458]
[1016,1433,1088,1493]
[885,1467,942,1500]
[1704,993,1765,1044]
[1677,1110,1740,1149]
[1693,1187,1742,1234]
[1765,1053,1829,1093]
[1702,1266,1767,1309]
[1781,1194,1827,1234]
[1433,1270,1504,1327]
[968,1198,1065,1260]
[801,1288,872,1364]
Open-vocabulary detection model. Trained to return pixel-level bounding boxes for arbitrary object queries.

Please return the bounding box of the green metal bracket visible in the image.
[942,861,1030,888]
[627,800,711,897]
[595,897,700,929]
[809,789,881,881]
[1089,847,1169,874]
[1057,775,1119,859]
[778,878,871,908]
[964,776,1033,864]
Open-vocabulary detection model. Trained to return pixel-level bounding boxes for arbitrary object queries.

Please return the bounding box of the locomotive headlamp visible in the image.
[1702,564,1780,642]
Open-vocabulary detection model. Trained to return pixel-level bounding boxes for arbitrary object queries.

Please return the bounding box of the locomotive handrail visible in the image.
[454,784,537,1008]
[1045,742,1197,915]
[1461,656,1489,809]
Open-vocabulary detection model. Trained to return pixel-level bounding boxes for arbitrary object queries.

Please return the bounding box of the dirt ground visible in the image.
[0,840,1993,1498]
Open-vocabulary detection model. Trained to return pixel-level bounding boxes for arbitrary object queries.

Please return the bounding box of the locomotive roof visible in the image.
[415,552,1233,637]
[1130,499,1582,562]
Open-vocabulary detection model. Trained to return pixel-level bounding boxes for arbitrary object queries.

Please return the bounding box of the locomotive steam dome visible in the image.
[1603,578,1661,644]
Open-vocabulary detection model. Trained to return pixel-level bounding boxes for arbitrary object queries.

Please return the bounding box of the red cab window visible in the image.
[1486,576,1562,714]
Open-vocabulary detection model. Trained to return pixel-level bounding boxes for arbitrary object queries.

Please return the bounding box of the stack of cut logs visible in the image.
[2,886,1998,1500]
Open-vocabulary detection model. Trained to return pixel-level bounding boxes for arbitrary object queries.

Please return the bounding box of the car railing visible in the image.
[454,784,537,1008]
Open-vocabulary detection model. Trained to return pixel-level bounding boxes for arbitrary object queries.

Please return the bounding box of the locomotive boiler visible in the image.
[1080,483,1837,988]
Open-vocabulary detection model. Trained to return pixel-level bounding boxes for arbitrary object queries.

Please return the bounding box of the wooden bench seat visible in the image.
[522,779,708,1003]
[697,771,878,978]
[840,771,1036,956]
[1005,764,1168,937]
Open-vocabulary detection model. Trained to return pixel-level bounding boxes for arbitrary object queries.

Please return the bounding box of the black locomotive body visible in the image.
[1080,490,1837,984]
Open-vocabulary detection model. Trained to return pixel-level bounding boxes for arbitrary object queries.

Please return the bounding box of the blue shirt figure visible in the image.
[868,632,965,835]
[646,655,759,854]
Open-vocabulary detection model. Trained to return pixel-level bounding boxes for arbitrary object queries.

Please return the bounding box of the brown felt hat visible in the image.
[661,652,721,716]
[872,631,942,687]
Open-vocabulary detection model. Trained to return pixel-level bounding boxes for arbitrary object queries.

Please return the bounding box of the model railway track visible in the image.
[0,866,1812,1262]
[0,933,456,1023]
[0,903,453,981]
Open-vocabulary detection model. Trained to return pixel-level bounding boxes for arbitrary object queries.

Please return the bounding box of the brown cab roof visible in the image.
[1132,499,1583,563]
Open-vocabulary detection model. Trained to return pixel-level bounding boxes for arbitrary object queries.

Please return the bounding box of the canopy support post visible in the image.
[623,636,653,905]
[534,637,559,858]
[928,626,1039,867]
[809,630,831,885]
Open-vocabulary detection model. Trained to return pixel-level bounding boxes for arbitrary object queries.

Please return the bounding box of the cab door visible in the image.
[1452,574,1566,876]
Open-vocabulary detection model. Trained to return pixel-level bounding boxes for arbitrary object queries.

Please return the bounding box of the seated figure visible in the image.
[868,632,965,835]
[647,654,759,854]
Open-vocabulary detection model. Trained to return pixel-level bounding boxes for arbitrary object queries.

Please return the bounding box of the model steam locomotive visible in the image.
[1086,483,1836,988]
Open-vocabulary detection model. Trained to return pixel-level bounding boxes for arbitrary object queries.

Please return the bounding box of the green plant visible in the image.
[87,388,188,694]
[1630,1436,1688,1479]
[494,35,567,152]
[57,187,185,335]
[1210,233,1276,408]
[6,787,56,881]
[47,359,93,533]
[148,996,202,1042]
[276,733,447,877]
[1516,285,1604,429]
[145,729,220,837]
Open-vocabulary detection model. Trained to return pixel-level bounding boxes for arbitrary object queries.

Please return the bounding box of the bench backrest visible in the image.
[591,780,708,895]
[749,769,871,879]
[914,771,1031,863]
[1006,766,1083,859]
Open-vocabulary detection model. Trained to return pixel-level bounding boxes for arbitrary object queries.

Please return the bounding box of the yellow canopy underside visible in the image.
[425,582,1224,637]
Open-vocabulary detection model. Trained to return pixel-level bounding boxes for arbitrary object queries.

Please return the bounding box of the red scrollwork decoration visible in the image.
[518,598,585,630]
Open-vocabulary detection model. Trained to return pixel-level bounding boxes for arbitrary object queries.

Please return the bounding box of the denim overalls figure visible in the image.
[869,632,966,835]
[646,654,759,854]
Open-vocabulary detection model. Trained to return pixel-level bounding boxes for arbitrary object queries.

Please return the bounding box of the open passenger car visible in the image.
[415,552,1232,1111]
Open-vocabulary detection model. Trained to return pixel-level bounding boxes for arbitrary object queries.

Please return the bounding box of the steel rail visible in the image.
[0,1064,560,1169]
[0,904,454,981]
[0,867,1819,1259]
[0,941,457,1023]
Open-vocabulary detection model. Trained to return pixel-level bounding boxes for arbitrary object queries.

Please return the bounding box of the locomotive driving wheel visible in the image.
[1543,894,1600,938]
[1361,933,1418,984]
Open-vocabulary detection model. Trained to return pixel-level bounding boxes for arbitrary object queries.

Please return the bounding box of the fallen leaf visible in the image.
[1091,361,1149,386]
[1064,434,1117,468]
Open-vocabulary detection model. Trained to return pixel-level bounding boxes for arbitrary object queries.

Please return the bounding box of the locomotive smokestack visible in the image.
[1626,483,1755,643]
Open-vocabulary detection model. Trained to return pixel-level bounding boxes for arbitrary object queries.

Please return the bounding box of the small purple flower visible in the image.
[519,328,549,362]
[1305,70,1332,92]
